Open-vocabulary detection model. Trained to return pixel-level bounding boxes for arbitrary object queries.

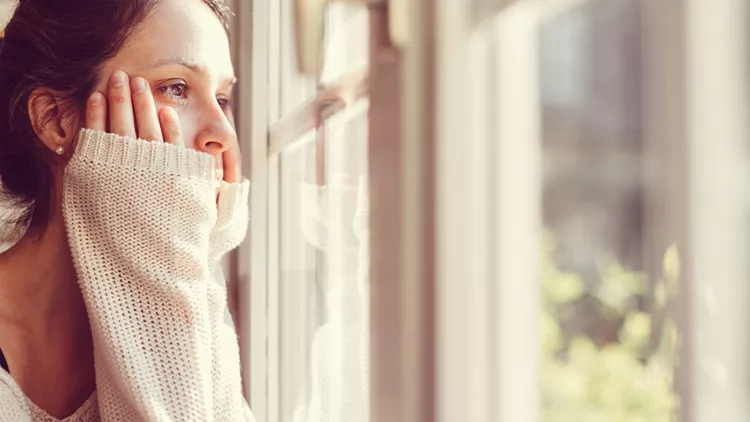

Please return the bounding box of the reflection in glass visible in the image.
[280,102,370,422]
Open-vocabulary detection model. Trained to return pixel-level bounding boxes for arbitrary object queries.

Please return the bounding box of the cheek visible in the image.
[169,105,224,171]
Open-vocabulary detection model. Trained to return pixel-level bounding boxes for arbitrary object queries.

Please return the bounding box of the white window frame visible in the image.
[675,1,749,420]
[430,1,545,421]
[642,1,750,420]
[231,0,272,420]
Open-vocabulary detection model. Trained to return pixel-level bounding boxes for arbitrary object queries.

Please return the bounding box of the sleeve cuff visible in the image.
[216,179,250,224]
[210,179,250,259]
[75,128,215,180]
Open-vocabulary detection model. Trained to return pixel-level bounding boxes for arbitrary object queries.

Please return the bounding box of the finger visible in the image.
[130,77,163,143]
[222,141,242,183]
[108,70,136,138]
[158,107,182,146]
[214,154,224,182]
[214,154,223,199]
[84,92,107,131]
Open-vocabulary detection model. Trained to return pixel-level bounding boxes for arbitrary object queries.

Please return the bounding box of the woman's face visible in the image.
[94,0,236,166]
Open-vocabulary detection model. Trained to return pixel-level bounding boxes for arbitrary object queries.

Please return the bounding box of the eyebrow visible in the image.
[149,57,238,85]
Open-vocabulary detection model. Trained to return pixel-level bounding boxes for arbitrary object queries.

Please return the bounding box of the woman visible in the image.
[0,0,253,420]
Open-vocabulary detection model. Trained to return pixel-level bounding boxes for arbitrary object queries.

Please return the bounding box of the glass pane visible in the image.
[471,0,680,419]
[268,0,282,122]
[279,0,317,119]
[536,1,679,420]
[275,2,371,419]
[273,1,369,122]
[279,130,319,422]
[278,102,370,422]
[320,4,370,86]
[314,100,370,422]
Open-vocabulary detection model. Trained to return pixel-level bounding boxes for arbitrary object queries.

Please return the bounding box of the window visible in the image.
[232,0,750,421]
[235,2,377,422]
[436,0,749,421]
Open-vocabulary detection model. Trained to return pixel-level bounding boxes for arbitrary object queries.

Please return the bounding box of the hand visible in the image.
[85,70,243,186]
[221,136,242,184]
[85,70,183,147]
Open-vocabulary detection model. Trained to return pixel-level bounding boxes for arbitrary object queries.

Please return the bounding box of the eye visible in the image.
[217,97,232,110]
[158,81,189,104]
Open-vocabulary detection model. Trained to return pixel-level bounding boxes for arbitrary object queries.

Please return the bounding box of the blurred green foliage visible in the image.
[541,233,679,422]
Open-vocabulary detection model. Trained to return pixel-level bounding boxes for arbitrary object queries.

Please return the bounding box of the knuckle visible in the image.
[114,91,128,103]
[110,85,129,104]
[131,89,144,103]
[133,89,151,107]
[133,95,148,111]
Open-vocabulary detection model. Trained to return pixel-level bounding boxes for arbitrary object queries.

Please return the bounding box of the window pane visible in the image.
[279,130,319,422]
[273,1,369,122]
[470,0,680,419]
[537,1,679,420]
[320,4,370,86]
[279,0,316,119]
[274,3,371,419]
[278,100,370,422]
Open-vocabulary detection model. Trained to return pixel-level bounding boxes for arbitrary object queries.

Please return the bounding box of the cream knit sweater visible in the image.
[0,129,255,422]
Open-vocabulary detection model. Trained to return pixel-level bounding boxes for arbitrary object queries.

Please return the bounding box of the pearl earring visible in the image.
[55,145,65,155]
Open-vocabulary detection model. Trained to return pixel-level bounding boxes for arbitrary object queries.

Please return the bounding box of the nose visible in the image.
[194,115,236,156]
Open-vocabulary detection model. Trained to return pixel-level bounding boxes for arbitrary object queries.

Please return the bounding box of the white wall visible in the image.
[0,0,15,31]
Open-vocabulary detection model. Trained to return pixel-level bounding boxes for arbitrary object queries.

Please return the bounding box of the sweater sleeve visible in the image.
[207,180,255,422]
[62,129,252,421]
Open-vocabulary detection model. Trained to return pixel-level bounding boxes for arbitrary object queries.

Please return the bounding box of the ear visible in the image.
[27,88,78,155]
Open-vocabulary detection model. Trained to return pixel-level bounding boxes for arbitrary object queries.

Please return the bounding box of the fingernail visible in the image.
[88,92,101,106]
[111,70,126,88]
[130,77,146,94]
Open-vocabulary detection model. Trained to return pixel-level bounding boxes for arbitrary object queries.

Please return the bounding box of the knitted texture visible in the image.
[0,129,253,422]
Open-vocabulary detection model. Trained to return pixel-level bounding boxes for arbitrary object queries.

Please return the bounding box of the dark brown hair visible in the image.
[0,0,229,236]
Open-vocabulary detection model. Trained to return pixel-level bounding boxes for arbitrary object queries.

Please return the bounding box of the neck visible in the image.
[0,212,80,326]
[0,210,95,417]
